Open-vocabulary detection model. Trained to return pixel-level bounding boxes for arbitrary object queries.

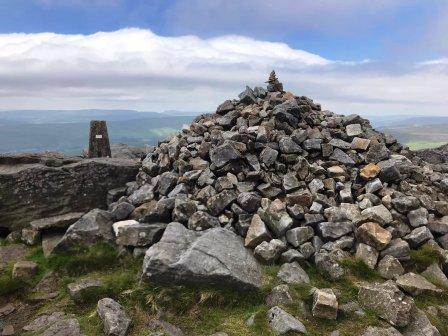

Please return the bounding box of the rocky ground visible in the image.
[1,73,448,335]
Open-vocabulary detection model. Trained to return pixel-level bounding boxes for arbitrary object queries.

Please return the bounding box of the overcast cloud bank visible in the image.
[0,28,447,115]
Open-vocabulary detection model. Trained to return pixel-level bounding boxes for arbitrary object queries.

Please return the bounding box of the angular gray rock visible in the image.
[395,272,442,296]
[113,220,166,247]
[404,226,433,248]
[361,205,393,225]
[422,263,448,287]
[41,318,84,336]
[266,306,307,335]
[285,227,314,247]
[0,154,138,232]
[187,211,220,231]
[209,143,241,168]
[244,214,271,248]
[67,278,103,303]
[377,255,404,279]
[266,284,293,306]
[318,221,353,240]
[142,222,263,290]
[402,307,441,336]
[54,209,114,252]
[277,262,310,285]
[355,243,378,269]
[254,239,287,264]
[97,298,131,336]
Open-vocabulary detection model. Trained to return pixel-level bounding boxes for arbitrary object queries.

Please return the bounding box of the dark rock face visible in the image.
[0,153,139,231]
[142,222,263,291]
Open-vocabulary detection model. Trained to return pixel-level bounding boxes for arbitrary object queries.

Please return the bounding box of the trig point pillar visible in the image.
[88,120,111,158]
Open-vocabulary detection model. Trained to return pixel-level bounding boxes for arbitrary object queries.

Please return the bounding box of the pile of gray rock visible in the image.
[100,73,448,281]
[32,73,448,334]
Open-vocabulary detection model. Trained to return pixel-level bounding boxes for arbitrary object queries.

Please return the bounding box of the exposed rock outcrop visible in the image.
[0,153,139,231]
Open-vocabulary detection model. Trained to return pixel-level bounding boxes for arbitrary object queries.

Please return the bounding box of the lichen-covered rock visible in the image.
[358,281,414,327]
[395,272,442,296]
[97,298,131,336]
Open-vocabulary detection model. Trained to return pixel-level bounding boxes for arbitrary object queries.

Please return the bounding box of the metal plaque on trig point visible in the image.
[95,135,103,139]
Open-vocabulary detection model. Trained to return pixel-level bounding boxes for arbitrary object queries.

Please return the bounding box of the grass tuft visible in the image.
[409,245,441,273]
[340,257,380,281]
[46,243,120,276]
[0,264,27,296]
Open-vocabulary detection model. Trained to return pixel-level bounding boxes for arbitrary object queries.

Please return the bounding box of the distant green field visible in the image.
[405,141,448,150]
[380,123,448,151]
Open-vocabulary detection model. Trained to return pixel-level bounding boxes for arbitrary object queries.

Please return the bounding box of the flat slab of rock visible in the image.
[358,281,414,327]
[30,212,85,231]
[97,298,131,336]
[395,272,442,296]
[266,306,307,335]
[142,222,263,291]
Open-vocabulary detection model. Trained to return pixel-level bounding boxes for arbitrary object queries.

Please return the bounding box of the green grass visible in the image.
[0,263,27,296]
[405,141,447,150]
[15,244,392,336]
[408,245,442,273]
[340,257,380,281]
[25,243,120,277]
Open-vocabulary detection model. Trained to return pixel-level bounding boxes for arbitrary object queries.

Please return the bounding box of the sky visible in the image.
[0,0,448,116]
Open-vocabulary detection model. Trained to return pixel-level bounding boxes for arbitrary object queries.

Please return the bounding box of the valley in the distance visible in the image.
[0,109,447,154]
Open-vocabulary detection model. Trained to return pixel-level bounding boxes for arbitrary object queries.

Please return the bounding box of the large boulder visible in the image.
[142,222,263,291]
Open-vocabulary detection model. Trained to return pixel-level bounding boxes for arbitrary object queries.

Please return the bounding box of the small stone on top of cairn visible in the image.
[266,70,284,92]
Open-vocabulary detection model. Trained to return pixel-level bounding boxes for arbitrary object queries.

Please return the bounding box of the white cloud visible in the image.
[0,28,447,116]
[418,58,448,66]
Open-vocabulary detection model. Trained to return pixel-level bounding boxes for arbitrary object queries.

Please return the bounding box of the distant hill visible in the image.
[0,109,200,124]
[1,109,447,154]
[0,115,195,154]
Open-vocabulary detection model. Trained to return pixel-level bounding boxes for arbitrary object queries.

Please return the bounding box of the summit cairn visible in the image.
[266,70,284,92]
[53,73,447,332]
